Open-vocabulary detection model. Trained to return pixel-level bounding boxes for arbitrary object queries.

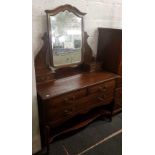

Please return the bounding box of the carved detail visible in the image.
[35,33,54,84]
[83,32,93,64]
[35,33,50,69]
[81,32,94,71]
[45,4,86,17]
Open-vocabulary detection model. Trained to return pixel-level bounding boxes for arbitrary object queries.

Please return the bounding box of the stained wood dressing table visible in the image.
[37,71,119,128]
[34,4,121,154]
[37,70,120,152]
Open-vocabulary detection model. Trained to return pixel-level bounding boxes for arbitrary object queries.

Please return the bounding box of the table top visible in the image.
[37,71,120,100]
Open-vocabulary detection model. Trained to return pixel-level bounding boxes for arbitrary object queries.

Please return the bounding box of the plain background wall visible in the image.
[32,0,122,153]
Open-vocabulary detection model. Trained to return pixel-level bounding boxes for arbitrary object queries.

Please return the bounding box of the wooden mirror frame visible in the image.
[45,4,86,69]
[35,5,94,85]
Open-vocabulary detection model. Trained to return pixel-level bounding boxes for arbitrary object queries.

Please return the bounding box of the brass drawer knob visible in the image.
[63,109,72,116]
[64,98,69,102]
[64,97,75,103]
[97,95,106,101]
[97,97,104,101]
[99,86,107,92]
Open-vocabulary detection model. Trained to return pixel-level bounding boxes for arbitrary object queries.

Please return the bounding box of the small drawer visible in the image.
[51,92,75,104]
[45,106,74,122]
[46,89,87,107]
[88,80,115,95]
[75,94,113,113]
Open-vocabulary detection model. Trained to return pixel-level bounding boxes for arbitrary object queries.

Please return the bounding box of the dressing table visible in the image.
[34,4,121,154]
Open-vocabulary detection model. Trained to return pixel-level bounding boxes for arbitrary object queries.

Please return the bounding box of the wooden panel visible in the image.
[97,28,122,75]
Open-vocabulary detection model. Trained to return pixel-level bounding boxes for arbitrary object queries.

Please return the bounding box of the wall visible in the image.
[32,0,122,153]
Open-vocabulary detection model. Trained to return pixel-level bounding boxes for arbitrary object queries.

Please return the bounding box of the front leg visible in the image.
[99,101,114,122]
[45,126,50,155]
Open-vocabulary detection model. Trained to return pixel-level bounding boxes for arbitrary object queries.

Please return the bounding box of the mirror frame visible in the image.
[45,4,86,69]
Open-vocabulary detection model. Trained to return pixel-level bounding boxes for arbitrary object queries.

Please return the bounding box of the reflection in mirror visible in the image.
[50,10,82,67]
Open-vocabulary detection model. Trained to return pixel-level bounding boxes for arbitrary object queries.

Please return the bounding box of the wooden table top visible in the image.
[37,71,119,100]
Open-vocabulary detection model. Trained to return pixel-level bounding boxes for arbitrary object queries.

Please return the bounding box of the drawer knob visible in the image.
[97,95,106,101]
[64,96,75,103]
[63,109,72,116]
[64,98,69,102]
[99,86,107,92]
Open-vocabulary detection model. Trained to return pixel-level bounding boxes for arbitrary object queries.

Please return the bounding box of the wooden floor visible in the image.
[35,113,122,155]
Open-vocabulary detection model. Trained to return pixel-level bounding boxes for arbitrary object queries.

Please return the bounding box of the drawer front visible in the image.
[45,105,74,122]
[46,88,87,106]
[44,89,87,122]
[88,80,115,97]
[49,92,75,105]
[75,93,113,113]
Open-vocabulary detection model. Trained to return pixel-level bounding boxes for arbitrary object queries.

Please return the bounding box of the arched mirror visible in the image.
[46,5,86,68]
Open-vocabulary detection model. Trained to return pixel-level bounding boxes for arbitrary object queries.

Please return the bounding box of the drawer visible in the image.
[45,105,74,122]
[75,93,113,113]
[44,88,87,122]
[88,80,115,95]
[46,88,87,106]
[50,92,75,105]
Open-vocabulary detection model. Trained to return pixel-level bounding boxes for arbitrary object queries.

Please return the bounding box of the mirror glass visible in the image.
[50,10,82,67]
